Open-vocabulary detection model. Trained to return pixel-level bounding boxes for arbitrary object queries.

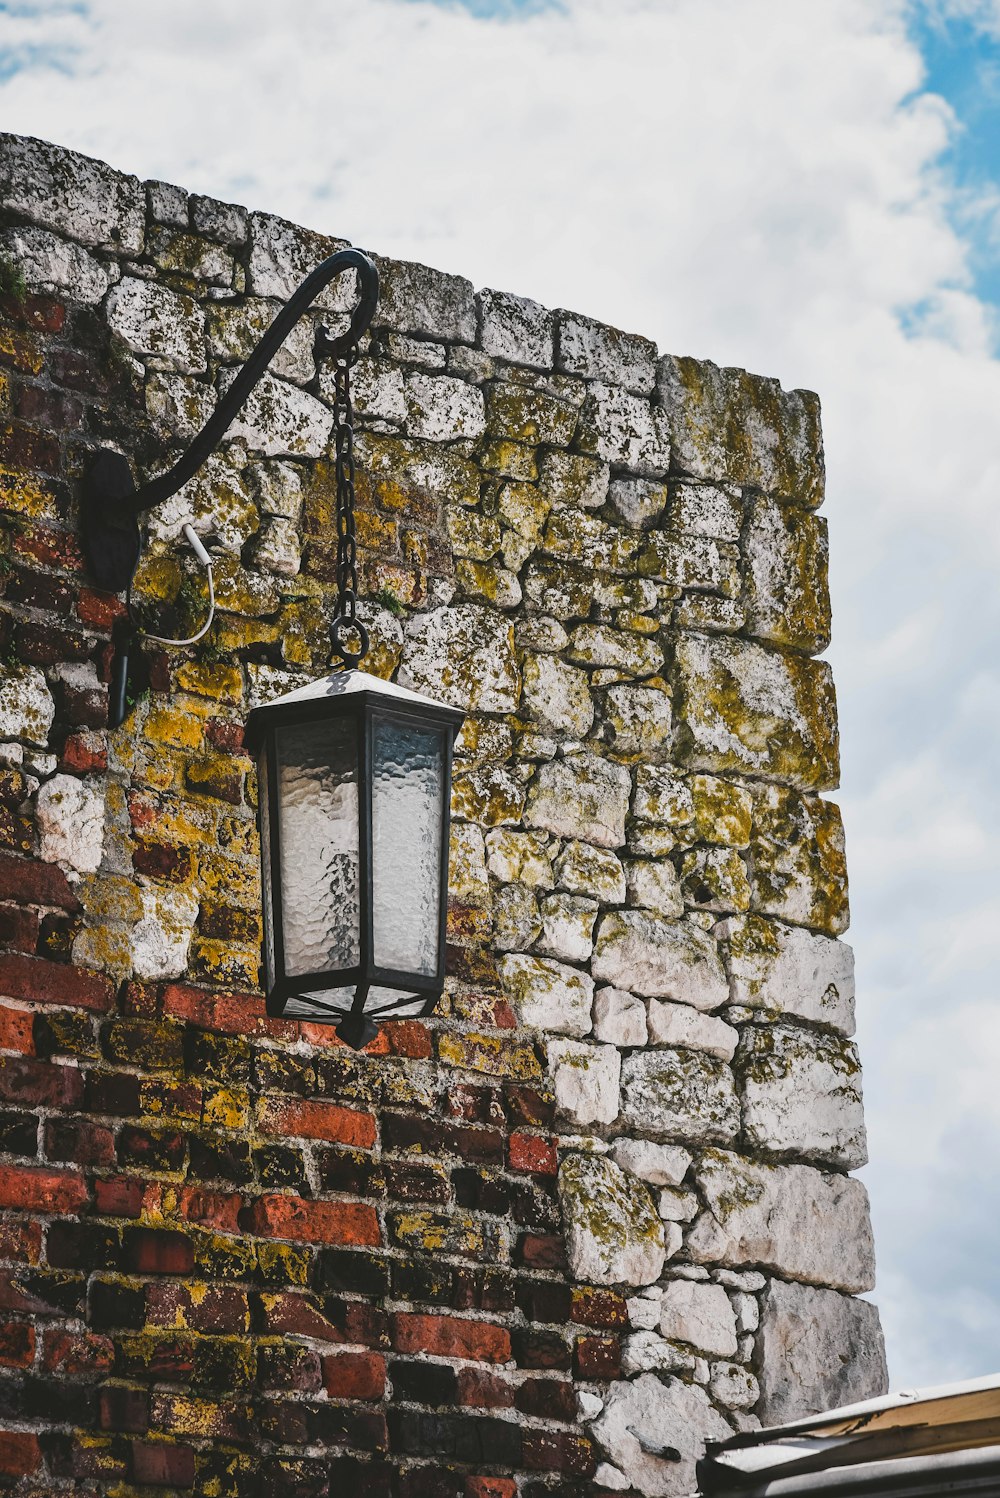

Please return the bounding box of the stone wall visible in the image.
[0,131,886,1498]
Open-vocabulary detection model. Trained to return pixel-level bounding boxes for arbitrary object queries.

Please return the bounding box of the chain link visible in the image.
[331,346,368,667]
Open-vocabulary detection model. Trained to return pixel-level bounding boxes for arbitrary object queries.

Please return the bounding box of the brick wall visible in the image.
[0,131,885,1498]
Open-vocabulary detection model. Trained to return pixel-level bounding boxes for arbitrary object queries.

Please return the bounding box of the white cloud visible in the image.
[4,0,1000,1388]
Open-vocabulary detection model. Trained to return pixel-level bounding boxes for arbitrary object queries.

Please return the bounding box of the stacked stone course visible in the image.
[0,131,886,1497]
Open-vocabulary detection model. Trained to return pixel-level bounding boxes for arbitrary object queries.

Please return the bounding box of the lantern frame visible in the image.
[245,668,465,1046]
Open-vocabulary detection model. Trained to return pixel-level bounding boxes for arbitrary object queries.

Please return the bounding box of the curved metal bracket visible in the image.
[81,247,379,594]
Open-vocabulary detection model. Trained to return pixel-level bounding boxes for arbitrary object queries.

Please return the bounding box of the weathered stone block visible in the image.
[556,309,657,393]
[106,277,206,375]
[549,1039,621,1126]
[745,496,830,651]
[659,1279,737,1357]
[0,666,54,748]
[679,846,752,915]
[619,1050,739,1144]
[750,785,849,936]
[219,370,332,458]
[538,449,610,510]
[521,654,594,738]
[737,1023,867,1167]
[637,532,739,594]
[720,914,855,1034]
[401,604,520,713]
[131,887,199,981]
[577,383,671,475]
[674,633,839,792]
[556,841,626,904]
[658,354,824,506]
[591,1373,731,1498]
[754,1279,888,1422]
[484,381,577,446]
[526,754,631,850]
[405,372,486,441]
[601,683,673,753]
[592,913,728,1008]
[146,373,215,443]
[378,256,477,342]
[559,1153,663,1287]
[36,775,104,874]
[670,481,743,541]
[632,767,694,827]
[593,986,648,1046]
[0,225,111,304]
[501,952,593,1037]
[347,357,408,422]
[537,892,598,963]
[485,828,554,887]
[687,1149,876,1291]
[568,624,662,676]
[608,477,668,529]
[0,132,144,251]
[478,287,554,367]
[191,193,248,246]
[612,1138,691,1187]
[209,298,314,386]
[248,212,352,310]
[148,449,258,555]
[647,1002,738,1060]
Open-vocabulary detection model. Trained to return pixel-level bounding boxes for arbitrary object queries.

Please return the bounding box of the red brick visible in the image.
[259,1292,348,1342]
[77,586,126,630]
[0,904,38,953]
[518,1234,566,1270]
[99,1385,150,1433]
[243,1194,380,1246]
[0,1221,41,1262]
[392,1312,511,1364]
[94,1176,145,1217]
[574,1334,620,1380]
[162,982,297,1041]
[571,1286,629,1330]
[258,1096,377,1148]
[508,1132,558,1175]
[382,1019,433,1058]
[126,1228,195,1275]
[61,730,108,773]
[0,1321,33,1367]
[0,855,79,911]
[0,1055,83,1108]
[466,1480,517,1498]
[42,1327,114,1376]
[298,1020,391,1053]
[178,1186,243,1234]
[45,1116,115,1167]
[0,1004,33,1054]
[0,421,60,474]
[131,1440,196,1487]
[522,1430,595,1477]
[146,1282,248,1334]
[0,1163,87,1212]
[0,1431,40,1477]
[11,519,83,571]
[0,951,113,1011]
[455,1367,515,1409]
[205,717,245,754]
[322,1350,386,1400]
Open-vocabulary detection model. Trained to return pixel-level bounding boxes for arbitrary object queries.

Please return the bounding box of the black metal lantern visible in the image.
[245,670,464,1048]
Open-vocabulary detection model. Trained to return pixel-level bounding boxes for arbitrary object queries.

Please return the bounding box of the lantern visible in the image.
[245,669,465,1048]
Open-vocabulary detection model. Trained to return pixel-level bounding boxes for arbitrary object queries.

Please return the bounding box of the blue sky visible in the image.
[3,0,1000,1395]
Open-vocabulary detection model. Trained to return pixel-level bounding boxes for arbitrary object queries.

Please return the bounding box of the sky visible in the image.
[2,0,1000,1390]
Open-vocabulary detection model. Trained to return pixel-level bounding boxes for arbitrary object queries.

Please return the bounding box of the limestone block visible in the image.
[679,847,752,915]
[478,287,554,367]
[593,987,648,1047]
[148,449,258,554]
[501,952,593,1036]
[568,625,662,676]
[710,1362,760,1412]
[191,193,248,246]
[591,913,729,1008]
[600,686,672,757]
[620,1330,691,1376]
[0,132,144,251]
[659,1280,737,1357]
[558,1153,663,1286]
[676,594,746,634]
[674,633,839,792]
[542,511,641,573]
[209,298,315,386]
[620,1049,739,1145]
[647,1002,738,1061]
[146,373,215,445]
[556,310,657,393]
[0,225,111,304]
[608,477,668,529]
[148,227,235,287]
[248,212,353,311]
[556,841,626,904]
[0,666,54,748]
[658,1186,698,1222]
[449,822,490,906]
[611,1138,692,1187]
[691,774,754,847]
[492,883,542,951]
[624,861,683,919]
[591,1373,731,1498]
[658,354,824,506]
[721,914,855,1035]
[750,785,849,936]
[484,382,577,446]
[452,763,524,826]
[131,886,199,981]
[595,1464,631,1492]
[357,431,480,509]
[36,774,104,873]
[626,1293,663,1333]
[538,450,610,511]
[687,1149,876,1292]
[405,372,486,441]
[253,517,301,577]
[147,178,188,228]
[577,383,671,476]
[485,828,553,888]
[670,481,744,541]
[106,277,206,375]
[526,753,631,850]
[219,370,332,458]
[632,767,694,827]
[447,509,502,562]
[401,604,520,713]
[522,559,597,620]
[638,532,739,594]
[378,256,477,343]
[732,1292,760,1334]
[754,1279,888,1422]
[737,1023,867,1167]
[745,496,830,652]
[537,892,598,963]
[521,654,594,738]
[549,1040,621,1127]
[345,357,408,423]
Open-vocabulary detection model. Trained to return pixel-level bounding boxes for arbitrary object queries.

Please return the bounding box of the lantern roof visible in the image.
[245,668,465,755]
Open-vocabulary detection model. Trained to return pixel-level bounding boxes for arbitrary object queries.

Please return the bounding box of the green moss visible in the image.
[0,256,27,305]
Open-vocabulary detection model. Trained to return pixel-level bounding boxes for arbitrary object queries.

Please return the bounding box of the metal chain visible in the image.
[331,346,368,667]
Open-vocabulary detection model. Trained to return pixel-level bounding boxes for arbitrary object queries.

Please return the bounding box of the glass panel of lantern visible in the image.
[245,669,465,1047]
